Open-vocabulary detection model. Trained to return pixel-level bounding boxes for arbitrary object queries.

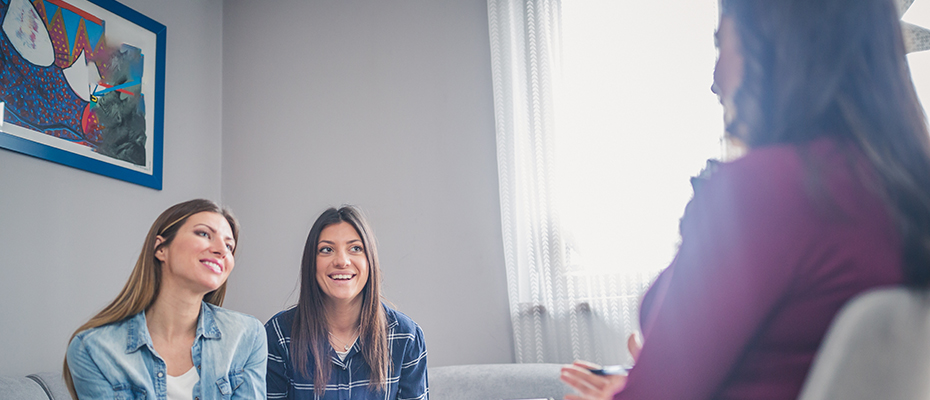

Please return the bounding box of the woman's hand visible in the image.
[627,333,642,362]
[560,360,627,400]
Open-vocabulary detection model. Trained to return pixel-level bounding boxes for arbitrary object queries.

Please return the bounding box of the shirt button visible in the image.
[157,372,164,378]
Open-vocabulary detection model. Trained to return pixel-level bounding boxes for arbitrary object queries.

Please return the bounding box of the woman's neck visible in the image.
[324,298,363,335]
[145,289,201,376]
[146,289,202,340]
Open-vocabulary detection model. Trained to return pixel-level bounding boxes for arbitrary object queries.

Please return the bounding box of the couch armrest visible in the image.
[0,374,52,400]
[28,372,70,400]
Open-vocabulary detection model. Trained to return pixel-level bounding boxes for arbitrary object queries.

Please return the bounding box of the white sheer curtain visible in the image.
[489,0,722,365]
[488,0,572,363]
[488,0,655,365]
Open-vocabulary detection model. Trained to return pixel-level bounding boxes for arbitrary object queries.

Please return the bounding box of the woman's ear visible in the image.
[154,235,167,262]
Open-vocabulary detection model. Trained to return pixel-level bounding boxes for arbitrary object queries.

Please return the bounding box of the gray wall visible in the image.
[0,0,513,375]
[220,0,513,367]
[0,0,225,376]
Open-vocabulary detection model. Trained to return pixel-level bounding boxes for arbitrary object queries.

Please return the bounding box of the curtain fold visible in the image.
[489,0,655,365]
[490,0,575,363]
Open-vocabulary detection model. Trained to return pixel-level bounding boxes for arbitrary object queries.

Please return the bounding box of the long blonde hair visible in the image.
[62,199,240,399]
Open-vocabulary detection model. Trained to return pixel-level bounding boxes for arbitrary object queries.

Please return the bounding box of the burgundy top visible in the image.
[615,139,903,400]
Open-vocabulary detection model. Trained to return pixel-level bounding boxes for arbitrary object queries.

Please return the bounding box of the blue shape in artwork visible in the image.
[94,80,139,95]
[85,20,103,48]
[44,4,59,25]
[132,53,144,81]
[123,44,144,82]
[62,10,81,49]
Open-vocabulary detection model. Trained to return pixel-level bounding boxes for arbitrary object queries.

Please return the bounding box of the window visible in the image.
[556,1,724,278]
[551,0,723,364]
[905,1,930,108]
[492,0,930,365]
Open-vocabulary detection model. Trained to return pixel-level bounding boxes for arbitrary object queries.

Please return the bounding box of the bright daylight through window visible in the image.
[906,1,930,121]
[555,1,723,282]
[556,0,930,293]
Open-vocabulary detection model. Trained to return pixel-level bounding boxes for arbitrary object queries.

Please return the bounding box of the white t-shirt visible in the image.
[166,366,199,400]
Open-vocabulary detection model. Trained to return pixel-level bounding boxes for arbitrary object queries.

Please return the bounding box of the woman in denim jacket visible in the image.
[63,199,267,400]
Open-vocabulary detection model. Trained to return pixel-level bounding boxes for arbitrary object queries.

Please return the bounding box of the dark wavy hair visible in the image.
[721,0,930,286]
[290,206,390,395]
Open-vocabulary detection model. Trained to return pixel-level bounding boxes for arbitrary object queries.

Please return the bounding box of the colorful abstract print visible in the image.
[1,0,147,166]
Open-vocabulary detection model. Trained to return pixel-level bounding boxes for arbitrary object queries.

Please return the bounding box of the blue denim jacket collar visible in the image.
[69,301,267,399]
[124,301,222,354]
[198,301,222,340]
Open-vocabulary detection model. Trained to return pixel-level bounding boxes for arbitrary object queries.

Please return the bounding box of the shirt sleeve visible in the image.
[66,335,117,399]
[265,315,292,400]
[616,154,813,400]
[233,317,268,399]
[396,323,429,400]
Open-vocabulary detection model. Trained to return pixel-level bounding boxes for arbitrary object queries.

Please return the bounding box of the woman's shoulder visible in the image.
[71,312,140,344]
[205,302,262,324]
[716,139,850,183]
[717,143,808,181]
[68,313,143,360]
[264,306,298,334]
[382,303,421,333]
[701,139,854,205]
[266,305,297,323]
[203,302,264,336]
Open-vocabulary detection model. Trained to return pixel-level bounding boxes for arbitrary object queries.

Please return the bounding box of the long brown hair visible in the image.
[721,0,930,287]
[291,206,390,396]
[63,199,240,399]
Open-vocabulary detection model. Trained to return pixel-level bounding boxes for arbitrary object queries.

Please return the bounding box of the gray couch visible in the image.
[430,363,572,399]
[0,372,69,400]
[15,288,928,400]
[797,288,930,400]
[1,363,572,400]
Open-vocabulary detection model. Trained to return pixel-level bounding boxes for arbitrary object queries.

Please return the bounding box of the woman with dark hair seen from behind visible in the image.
[560,0,930,399]
[64,199,267,400]
[265,205,428,399]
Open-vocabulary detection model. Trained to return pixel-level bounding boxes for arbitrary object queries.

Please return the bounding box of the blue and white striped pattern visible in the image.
[266,303,429,400]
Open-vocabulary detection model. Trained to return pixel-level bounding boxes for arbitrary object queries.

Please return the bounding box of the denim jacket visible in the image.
[67,302,267,400]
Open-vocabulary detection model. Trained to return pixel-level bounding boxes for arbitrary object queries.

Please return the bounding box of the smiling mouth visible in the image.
[330,274,355,281]
[202,260,222,274]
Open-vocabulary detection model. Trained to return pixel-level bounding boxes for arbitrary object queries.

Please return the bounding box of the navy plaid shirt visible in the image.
[266,303,429,400]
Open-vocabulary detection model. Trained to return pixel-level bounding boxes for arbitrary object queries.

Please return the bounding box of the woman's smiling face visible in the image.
[155,211,236,296]
[315,221,369,304]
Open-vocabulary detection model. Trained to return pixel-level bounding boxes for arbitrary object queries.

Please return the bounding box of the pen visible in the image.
[588,365,628,376]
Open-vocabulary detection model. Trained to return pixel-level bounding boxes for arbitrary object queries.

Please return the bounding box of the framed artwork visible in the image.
[0,0,165,189]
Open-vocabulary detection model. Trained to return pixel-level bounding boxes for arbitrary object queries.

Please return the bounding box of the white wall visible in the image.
[0,0,513,375]
[0,0,225,376]
[220,0,514,367]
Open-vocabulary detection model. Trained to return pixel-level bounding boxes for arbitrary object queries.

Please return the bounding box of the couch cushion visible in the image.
[0,374,50,400]
[430,363,573,400]
[28,372,71,400]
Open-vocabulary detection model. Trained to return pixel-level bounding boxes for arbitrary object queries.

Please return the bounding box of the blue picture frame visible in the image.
[0,0,165,189]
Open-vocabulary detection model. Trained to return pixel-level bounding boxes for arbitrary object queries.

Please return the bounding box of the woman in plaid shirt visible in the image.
[266,206,429,400]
